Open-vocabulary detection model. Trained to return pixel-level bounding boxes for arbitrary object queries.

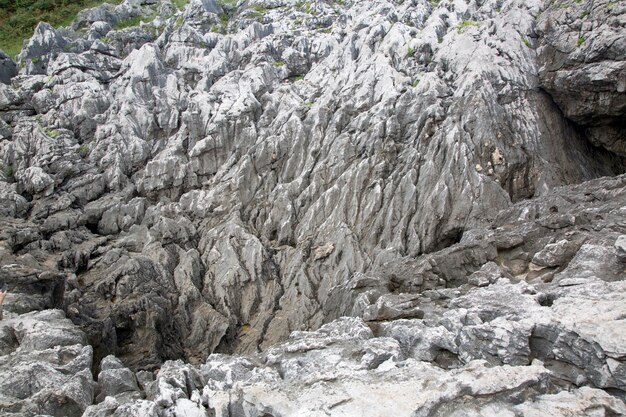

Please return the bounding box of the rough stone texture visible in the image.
[95,354,140,403]
[0,310,94,416]
[0,0,625,415]
[537,0,626,156]
[0,51,17,85]
[1,0,624,370]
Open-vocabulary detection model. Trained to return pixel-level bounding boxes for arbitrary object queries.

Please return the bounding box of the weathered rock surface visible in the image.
[0,51,17,85]
[0,0,625,415]
[0,310,94,416]
[537,0,626,156]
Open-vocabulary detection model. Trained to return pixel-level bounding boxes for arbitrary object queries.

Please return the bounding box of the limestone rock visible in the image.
[0,0,624,415]
[96,355,140,403]
[0,51,17,85]
[537,0,626,155]
[0,310,94,416]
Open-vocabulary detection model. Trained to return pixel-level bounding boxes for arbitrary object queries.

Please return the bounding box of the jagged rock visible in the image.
[615,235,626,262]
[0,0,623,370]
[362,293,424,321]
[532,239,585,268]
[96,355,140,403]
[135,370,155,391]
[149,360,206,408]
[17,23,68,75]
[537,0,626,155]
[82,396,121,417]
[0,0,625,414]
[0,51,17,85]
[514,387,626,416]
[467,261,513,287]
[111,399,159,417]
[0,310,94,416]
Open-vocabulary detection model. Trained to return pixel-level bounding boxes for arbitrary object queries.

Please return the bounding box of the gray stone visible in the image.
[0,310,94,416]
[0,51,17,84]
[96,355,140,403]
[0,0,625,415]
[615,235,626,262]
[532,239,584,268]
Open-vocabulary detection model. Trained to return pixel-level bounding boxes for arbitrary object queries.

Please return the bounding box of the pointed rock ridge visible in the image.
[17,22,68,75]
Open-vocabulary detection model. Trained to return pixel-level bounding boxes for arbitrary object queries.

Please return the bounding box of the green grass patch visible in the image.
[114,15,148,30]
[407,46,415,57]
[577,36,585,46]
[220,12,229,26]
[457,19,480,33]
[2,163,13,179]
[0,0,123,59]
[174,15,183,29]
[78,144,90,158]
[43,127,60,138]
[247,4,266,18]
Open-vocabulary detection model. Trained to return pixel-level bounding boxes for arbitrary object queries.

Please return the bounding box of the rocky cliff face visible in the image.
[0,0,625,415]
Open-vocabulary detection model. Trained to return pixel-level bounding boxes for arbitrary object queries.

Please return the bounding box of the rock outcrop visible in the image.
[537,0,626,156]
[0,310,94,416]
[0,52,17,85]
[0,0,625,415]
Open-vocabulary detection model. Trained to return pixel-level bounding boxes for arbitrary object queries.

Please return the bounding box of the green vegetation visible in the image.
[522,37,532,48]
[43,127,60,138]
[0,0,123,59]
[577,36,585,46]
[174,15,183,29]
[407,46,415,57]
[272,60,285,67]
[114,15,146,30]
[249,4,266,16]
[78,144,90,158]
[1,163,13,179]
[220,12,229,26]
[456,19,480,33]
[295,1,313,13]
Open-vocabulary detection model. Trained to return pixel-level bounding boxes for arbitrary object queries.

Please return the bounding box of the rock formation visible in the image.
[0,0,625,415]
